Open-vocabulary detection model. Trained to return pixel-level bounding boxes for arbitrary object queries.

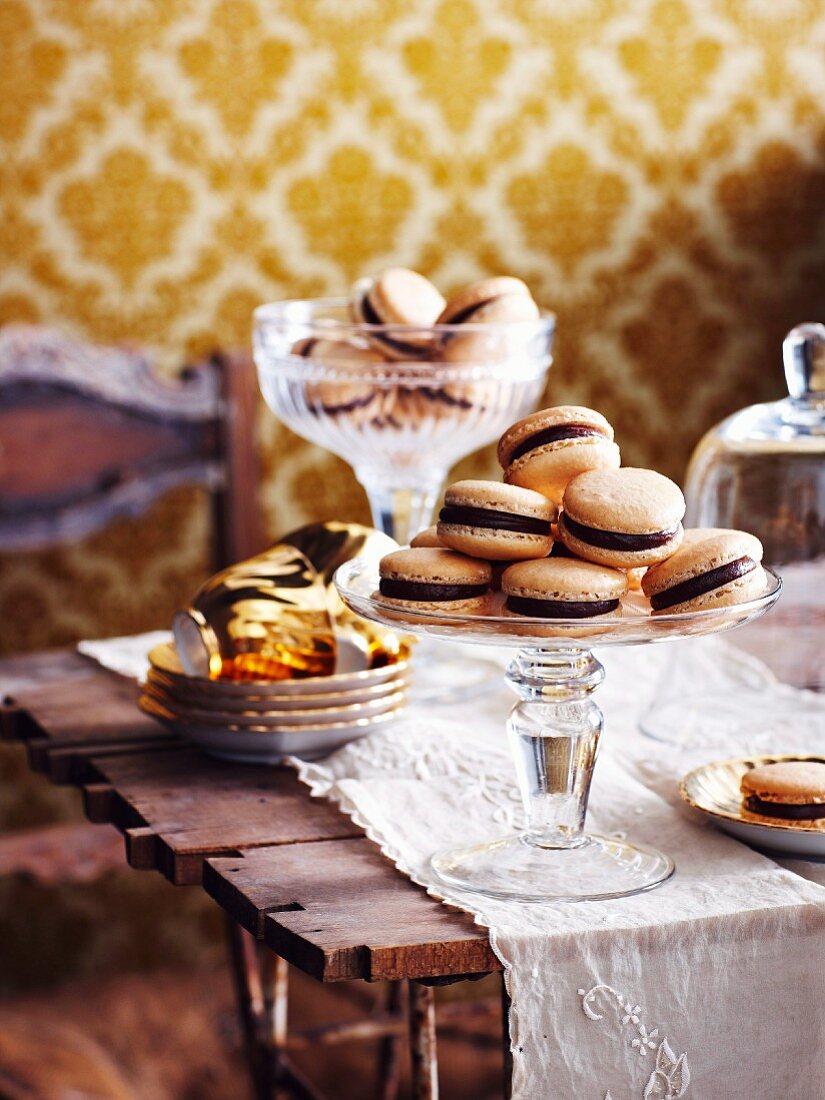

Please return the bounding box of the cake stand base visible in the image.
[335,557,781,906]
[431,833,674,903]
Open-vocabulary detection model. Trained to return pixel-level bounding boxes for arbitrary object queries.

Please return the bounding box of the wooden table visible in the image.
[0,649,506,1100]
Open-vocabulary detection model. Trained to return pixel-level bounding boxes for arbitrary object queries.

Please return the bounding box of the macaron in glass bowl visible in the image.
[253,280,555,546]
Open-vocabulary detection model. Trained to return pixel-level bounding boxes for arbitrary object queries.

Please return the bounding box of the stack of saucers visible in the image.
[138,638,410,764]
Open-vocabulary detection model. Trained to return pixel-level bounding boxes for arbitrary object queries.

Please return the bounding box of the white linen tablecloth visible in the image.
[82,633,825,1100]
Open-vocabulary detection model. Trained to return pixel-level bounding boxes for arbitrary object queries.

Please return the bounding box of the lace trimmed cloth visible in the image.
[84,633,825,1099]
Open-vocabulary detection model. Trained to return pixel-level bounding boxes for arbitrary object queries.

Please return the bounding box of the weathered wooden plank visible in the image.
[84,749,364,885]
[30,735,186,785]
[6,663,175,780]
[205,839,500,983]
[0,648,95,701]
[2,650,498,986]
[0,648,97,740]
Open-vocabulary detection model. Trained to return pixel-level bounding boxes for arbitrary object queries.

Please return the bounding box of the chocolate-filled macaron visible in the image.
[641,528,765,613]
[437,277,540,363]
[351,268,445,360]
[741,760,825,822]
[498,406,620,503]
[502,558,627,618]
[293,337,385,419]
[437,480,555,561]
[377,548,491,612]
[410,525,444,549]
[559,467,685,568]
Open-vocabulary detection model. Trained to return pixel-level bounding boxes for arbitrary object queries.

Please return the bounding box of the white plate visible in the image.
[680,754,825,859]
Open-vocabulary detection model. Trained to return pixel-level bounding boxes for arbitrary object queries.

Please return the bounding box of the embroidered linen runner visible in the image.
[82,634,825,1098]
[294,645,825,1100]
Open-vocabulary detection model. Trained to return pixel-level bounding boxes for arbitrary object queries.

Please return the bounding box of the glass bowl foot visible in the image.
[430,833,674,903]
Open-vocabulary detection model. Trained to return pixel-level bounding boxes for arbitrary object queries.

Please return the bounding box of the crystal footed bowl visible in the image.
[253,298,554,545]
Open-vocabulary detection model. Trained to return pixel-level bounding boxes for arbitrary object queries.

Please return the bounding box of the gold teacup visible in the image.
[173,523,405,683]
[282,521,405,667]
[173,544,336,681]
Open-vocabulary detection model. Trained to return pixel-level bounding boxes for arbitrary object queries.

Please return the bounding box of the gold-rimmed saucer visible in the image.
[141,680,406,727]
[148,641,411,698]
[146,667,409,712]
[139,693,403,764]
[680,753,825,858]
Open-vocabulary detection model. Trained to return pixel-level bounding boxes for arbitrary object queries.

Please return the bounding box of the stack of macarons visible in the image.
[294,268,542,423]
[376,403,767,621]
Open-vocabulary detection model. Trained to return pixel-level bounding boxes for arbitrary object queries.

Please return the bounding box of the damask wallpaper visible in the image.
[3,0,825,655]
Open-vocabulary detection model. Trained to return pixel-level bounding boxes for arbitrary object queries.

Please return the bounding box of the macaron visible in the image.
[376,548,491,612]
[410,526,444,549]
[741,760,825,822]
[498,406,620,503]
[437,480,555,561]
[293,337,385,419]
[502,558,627,618]
[438,278,541,363]
[351,268,445,359]
[559,467,685,568]
[294,334,389,420]
[641,528,765,613]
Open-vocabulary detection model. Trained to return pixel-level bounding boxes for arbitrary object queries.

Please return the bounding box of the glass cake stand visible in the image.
[335,559,782,903]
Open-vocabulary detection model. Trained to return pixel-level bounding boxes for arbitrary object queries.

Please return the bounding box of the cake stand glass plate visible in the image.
[335,559,782,902]
[681,753,825,859]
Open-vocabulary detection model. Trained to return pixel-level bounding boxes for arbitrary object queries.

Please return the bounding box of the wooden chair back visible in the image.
[0,325,263,570]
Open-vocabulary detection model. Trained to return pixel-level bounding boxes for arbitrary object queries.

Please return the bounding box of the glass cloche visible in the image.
[685,323,825,692]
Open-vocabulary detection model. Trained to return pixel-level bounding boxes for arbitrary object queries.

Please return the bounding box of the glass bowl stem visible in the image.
[357,467,445,545]
[507,647,604,849]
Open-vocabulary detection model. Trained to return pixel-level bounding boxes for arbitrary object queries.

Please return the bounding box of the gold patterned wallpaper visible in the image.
[3,0,825,654]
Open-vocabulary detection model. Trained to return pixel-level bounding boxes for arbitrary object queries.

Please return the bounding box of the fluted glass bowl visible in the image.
[253,298,555,544]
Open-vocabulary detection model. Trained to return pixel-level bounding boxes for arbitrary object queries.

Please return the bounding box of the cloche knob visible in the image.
[783,323,825,399]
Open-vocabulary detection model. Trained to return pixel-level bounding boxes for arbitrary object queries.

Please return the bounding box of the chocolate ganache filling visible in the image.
[745,795,825,821]
[650,556,756,611]
[361,293,428,356]
[562,514,679,552]
[439,505,551,536]
[379,579,488,602]
[510,424,605,463]
[445,297,498,325]
[505,595,619,618]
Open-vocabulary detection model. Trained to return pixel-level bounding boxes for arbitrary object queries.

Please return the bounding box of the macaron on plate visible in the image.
[681,754,825,858]
[558,467,686,569]
[437,480,554,562]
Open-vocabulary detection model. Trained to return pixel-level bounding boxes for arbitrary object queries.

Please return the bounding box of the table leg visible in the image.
[263,952,290,1099]
[501,973,512,1100]
[409,982,438,1100]
[225,916,268,1098]
[377,981,405,1100]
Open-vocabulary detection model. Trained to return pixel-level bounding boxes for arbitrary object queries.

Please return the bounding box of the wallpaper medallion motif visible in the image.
[2,0,825,655]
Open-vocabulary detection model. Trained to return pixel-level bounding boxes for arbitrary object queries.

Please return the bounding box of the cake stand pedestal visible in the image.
[335,561,781,903]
